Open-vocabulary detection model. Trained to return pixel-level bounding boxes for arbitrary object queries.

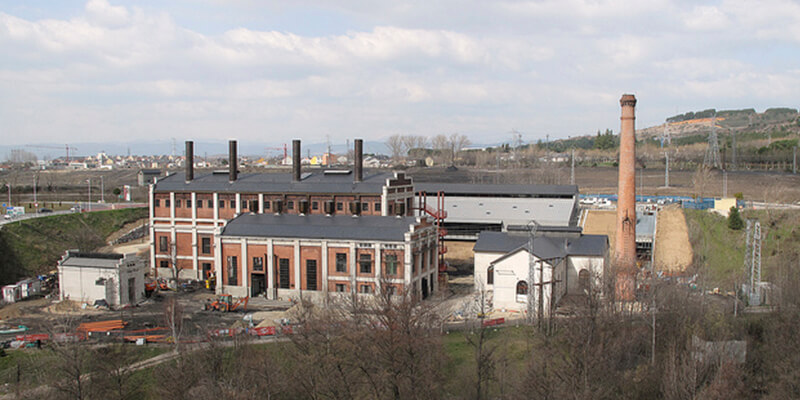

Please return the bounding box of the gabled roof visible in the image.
[221,213,421,242]
[154,170,393,194]
[474,231,608,265]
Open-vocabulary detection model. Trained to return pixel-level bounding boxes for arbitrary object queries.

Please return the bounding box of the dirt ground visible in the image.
[581,210,617,253]
[581,208,693,273]
[444,240,475,263]
[653,206,693,272]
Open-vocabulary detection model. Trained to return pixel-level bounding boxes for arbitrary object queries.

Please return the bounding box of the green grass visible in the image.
[0,207,148,284]
[684,209,800,288]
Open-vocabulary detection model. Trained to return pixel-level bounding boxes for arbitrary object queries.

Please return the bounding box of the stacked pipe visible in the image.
[615,94,637,301]
[228,140,237,182]
[185,141,194,183]
[354,138,363,183]
[292,139,301,182]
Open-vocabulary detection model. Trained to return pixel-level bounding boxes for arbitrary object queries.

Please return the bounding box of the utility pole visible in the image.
[33,174,37,212]
[527,221,538,326]
[87,179,92,211]
[570,149,575,185]
[664,152,670,188]
[723,170,728,198]
[794,146,797,174]
[731,129,737,170]
[5,183,10,207]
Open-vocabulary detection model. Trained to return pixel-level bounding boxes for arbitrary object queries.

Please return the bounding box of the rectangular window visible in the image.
[219,200,225,209]
[186,199,192,208]
[197,199,203,208]
[360,284,372,294]
[242,200,248,210]
[306,259,317,290]
[361,202,368,212]
[159,236,168,252]
[264,201,271,210]
[279,258,290,289]
[253,256,263,272]
[335,283,346,292]
[287,201,294,210]
[359,253,372,274]
[385,285,396,296]
[227,256,238,285]
[336,202,343,211]
[165,199,171,208]
[375,202,381,212]
[335,253,347,273]
[230,200,235,209]
[159,260,168,269]
[201,237,211,254]
[207,199,213,208]
[154,199,160,207]
[385,254,398,276]
[312,201,319,210]
[176,199,181,208]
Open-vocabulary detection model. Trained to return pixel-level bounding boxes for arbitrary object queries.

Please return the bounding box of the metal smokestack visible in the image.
[228,140,238,182]
[292,139,301,182]
[354,138,363,183]
[185,141,194,183]
[615,94,637,301]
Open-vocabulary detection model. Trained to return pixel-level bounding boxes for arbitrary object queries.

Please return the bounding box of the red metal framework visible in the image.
[417,191,448,284]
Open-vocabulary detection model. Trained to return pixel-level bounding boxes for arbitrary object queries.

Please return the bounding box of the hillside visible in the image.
[684,208,800,289]
[638,107,799,140]
[0,207,148,285]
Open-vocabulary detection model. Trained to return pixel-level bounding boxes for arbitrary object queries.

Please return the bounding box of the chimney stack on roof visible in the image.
[185,141,194,183]
[292,139,301,182]
[354,138,363,183]
[228,140,238,182]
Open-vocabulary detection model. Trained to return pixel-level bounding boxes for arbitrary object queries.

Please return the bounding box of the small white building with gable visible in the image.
[473,227,608,315]
[57,251,146,307]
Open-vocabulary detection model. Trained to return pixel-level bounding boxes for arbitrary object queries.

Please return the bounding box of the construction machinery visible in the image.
[205,272,216,290]
[205,294,249,312]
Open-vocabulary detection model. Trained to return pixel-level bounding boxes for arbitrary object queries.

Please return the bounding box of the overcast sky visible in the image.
[1,0,799,147]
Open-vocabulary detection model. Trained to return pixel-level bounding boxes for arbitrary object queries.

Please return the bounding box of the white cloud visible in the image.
[0,0,798,146]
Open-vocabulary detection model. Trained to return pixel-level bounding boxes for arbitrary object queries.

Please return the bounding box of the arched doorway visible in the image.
[516,280,528,303]
[578,269,590,294]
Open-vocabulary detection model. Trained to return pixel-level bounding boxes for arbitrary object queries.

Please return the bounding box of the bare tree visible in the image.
[448,133,471,166]
[92,344,143,400]
[386,135,407,163]
[163,296,184,353]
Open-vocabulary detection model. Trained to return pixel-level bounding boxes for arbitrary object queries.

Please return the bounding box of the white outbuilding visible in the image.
[473,227,608,315]
[57,251,146,307]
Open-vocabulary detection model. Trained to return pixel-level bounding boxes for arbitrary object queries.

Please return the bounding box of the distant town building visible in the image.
[138,169,162,186]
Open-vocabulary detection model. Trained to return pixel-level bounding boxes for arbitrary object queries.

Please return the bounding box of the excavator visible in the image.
[205,294,249,312]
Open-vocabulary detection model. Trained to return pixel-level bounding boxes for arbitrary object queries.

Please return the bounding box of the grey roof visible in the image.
[154,170,393,194]
[435,196,576,227]
[222,213,419,242]
[60,252,126,269]
[415,183,578,198]
[636,213,656,241]
[474,231,607,262]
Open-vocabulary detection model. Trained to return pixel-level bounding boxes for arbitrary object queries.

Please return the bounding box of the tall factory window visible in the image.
[197,200,202,208]
[360,284,372,294]
[312,201,319,210]
[186,199,192,208]
[159,236,168,252]
[385,254,398,276]
[335,283,346,292]
[227,256,238,286]
[487,266,494,285]
[219,200,225,209]
[175,199,181,208]
[229,200,235,209]
[154,199,160,207]
[201,237,211,254]
[159,260,168,269]
[278,258,290,289]
[335,253,347,273]
[361,202,369,212]
[375,203,381,212]
[165,199,170,208]
[253,256,264,272]
[336,202,343,211]
[264,201,271,210]
[207,200,213,208]
[359,253,373,274]
[287,201,294,210]
[306,260,317,290]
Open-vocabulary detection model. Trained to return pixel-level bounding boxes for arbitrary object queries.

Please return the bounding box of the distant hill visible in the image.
[638,107,799,140]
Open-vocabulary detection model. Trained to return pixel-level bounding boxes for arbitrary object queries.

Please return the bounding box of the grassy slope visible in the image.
[684,209,800,289]
[0,207,148,285]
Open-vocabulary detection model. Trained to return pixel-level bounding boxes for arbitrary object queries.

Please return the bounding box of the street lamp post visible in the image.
[87,179,91,211]
[33,174,37,213]
[100,176,104,203]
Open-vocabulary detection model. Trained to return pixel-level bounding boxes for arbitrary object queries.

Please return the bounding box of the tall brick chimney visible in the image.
[616,94,637,301]
[292,139,301,182]
[185,141,194,183]
[228,140,237,182]
[354,138,363,183]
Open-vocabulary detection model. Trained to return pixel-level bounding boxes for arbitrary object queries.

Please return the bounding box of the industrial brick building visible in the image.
[217,213,439,299]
